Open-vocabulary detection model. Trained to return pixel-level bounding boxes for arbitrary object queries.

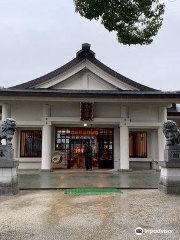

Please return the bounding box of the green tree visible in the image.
[73,0,165,45]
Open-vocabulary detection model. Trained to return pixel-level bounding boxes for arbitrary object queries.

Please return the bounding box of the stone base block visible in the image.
[159,183,180,195]
[0,166,19,196]
[151,162,159,170]
[0,177,19,196]
[158,146,180,195]
[0,146,14,161]
[160,176,180,187]
[160,167,180,186]
[159,161,180,168]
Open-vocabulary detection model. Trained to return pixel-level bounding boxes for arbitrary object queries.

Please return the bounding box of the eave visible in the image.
[0,89,180,100]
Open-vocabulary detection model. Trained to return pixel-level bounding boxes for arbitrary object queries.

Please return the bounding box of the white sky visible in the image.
[0,0,180,91]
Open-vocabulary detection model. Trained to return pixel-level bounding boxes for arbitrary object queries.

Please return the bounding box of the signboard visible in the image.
[80,102,94,121]
[51,151,67,169]
[71,128,98,135]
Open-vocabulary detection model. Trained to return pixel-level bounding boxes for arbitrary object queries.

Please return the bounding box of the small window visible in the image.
[129,132,147,158]
[20,131,42,157]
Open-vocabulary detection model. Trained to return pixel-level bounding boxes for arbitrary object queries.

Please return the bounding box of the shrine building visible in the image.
[0,43,180,171]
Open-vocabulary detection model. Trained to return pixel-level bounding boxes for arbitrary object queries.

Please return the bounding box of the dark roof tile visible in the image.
[10,44,156,91]
[1,89,180,99]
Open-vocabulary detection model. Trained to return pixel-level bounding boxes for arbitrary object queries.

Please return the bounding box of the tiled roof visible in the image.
[0,89,180,99]
[9,57,82,90]
[9,43,156,91]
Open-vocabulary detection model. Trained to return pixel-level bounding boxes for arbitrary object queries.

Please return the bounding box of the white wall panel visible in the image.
[11,102,43,121]
[129,106,159,122]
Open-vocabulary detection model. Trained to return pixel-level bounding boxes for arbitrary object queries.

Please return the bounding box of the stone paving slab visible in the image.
[18,170,160,189]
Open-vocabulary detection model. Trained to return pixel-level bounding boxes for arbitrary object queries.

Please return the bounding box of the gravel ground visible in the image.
[0,190,180,240]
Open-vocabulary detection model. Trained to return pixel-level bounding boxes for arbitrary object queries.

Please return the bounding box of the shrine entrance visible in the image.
[55,127,114,169]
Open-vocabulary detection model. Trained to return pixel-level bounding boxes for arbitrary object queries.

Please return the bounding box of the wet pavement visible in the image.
[0,190,180,240]
[18,170,160,189]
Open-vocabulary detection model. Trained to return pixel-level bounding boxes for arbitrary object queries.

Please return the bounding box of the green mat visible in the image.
[65,188,122,195]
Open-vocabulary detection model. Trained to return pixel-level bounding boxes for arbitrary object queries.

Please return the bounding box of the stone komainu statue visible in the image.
[162,120,180,146]
[0,118,16,146]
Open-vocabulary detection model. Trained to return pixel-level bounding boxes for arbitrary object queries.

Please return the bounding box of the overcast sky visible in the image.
[0,0,180,91]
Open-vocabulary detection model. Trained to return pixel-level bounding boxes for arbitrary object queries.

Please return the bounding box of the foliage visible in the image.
[73,0,165,45]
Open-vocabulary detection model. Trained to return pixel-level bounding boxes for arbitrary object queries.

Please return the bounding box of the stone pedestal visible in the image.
[159,145,180,194]
[0,145,19,196]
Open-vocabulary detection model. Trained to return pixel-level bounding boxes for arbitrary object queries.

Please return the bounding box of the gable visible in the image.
[34,60,138,90]
[53,69,117,90]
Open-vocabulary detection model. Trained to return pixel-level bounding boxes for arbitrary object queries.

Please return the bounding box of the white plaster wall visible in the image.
[10,101,122,119]
[18,161,41,170]
[53,70,116,90]
[51,102,121,118]
[56,75,83,89]
[9,101,162,123]
[10,101,80,120]
[88,74,115,90]
[94,103,121,118]
[149,130,158,160]
[129,106,159,122]
[11,102,43,121]
[51,102,79,117]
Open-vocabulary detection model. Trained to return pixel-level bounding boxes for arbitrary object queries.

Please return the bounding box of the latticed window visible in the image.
[20,131,42,157]
[129,132,147,158]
